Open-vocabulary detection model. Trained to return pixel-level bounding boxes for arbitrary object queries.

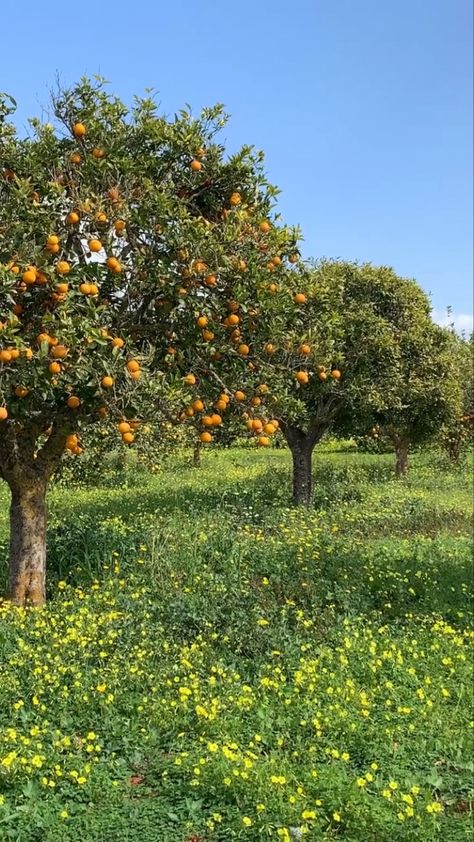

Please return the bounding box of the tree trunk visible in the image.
[7,480,47,607]
[290,439,313,505]
[395,440,409,477]
[192,442,202,468]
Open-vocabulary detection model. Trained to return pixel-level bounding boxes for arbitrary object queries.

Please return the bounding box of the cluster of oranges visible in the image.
[295,367,341,385]
[243,415,279,447]
[116,418,140,445]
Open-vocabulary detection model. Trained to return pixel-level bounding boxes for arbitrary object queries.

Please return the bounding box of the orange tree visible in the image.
[0,78,295,604]
[439,334,473,462]
[165,259,462,503]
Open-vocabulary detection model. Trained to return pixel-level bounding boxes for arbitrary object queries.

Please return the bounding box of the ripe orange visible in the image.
[89,283,99,296]
[202,415,214,427]
[73,445,84,455]
[67,395,80,409]
[257,383,269,394]
[0,407,8,421]
[130,370,141,380]
[271,255,282,266]
[185,406,195,417]
[296,371,309,385]
[47,235,59,247]
[294,293,307,304]
[37,333,50,345]
[202,330,214,341]
[190,159,202,171]
[0,350,12,363]
[101,375,114,388]
[211,413,222,425]
[72,122,86,138]
[200,431,212,443]
[88,239,102,253]
[204,274,217,287]
[318,371,328,382]
[193,260,208,274]
[56,283,69,294]
[331,369,341,380]
[56,261,71,275]
[118,421,131,434]
[238,344,250,356]
[92,147,106,159]
[111,337,125,348]
[122,431,135,444]
[126,359,140,373]
[96,212,108,224]
[264,422,277,434]
[49,361,61,374]
[299,344,311,355]
[259,221,271,233]
[264,343,275,354]
[289,254,298,264]
[234,390,246,401]
[184,373,196,385]
[9,349,20,360]
[251,419,263,431]
[22,268,37,284]
[227,314,239,326]
[66,433,78,449]
[80,283,92,295]
[251,396,261,406]
[215,399,227,411]
[114,219,126,233]
[14,386,29,398]
[258,436,270,447]
[229,192,242,206]
[69,153,82,165]
[106,256,122,273]
[268,283,278,294]
[66,211,80,224]
[52,345,68,359]
[197,315,208,328]
[193,399,204,412]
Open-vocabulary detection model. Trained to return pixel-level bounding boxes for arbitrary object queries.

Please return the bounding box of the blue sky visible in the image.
[2,0,472,329]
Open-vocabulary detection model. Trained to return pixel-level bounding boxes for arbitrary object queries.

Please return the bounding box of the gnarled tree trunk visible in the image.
[0,419,72,607]
[282,422,327,506]
[192,441,202,468]
[8,479,47,606]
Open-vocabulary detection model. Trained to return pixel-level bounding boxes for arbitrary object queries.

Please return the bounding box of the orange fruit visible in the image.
[267,283,278,294]
[67,395,80,409]
[289,254,298,264]
[0,350,12,363]
[296,371,309,385]
[37,333,50,344]
[197,315,208,328]
[108,186,120,202]
[24,348,34,360]
[294,293,307,304]
[47,235,59,247]
[229,192,242,206]
[238,344,250,356]
[211,414,222,426]
[234,390,246,401]
[202,415,214,427]
[251,396,261,406]
[193,260,208,274]
[318,371,328,382]
[204,274,217,287]
[259,221,271,233]
[101,375,114,388]
[118,421,131,434]
[66,211,80,224]
[299,344,311,355]
[215,399,227,411]
[69,153,82,165]
[130,370,141,381]
[227,314,239,326]
[89,283,99,296]
[193,399,204,412]
[56,261,71,275]
[190,159,202,171]
[49,361,61,374]
[200,431,213,443]
[73,445,84,455]
[202,330,214,341]
[22,268,37,284]
[122,431,135,444]
[184,373,196,385]
[114,219,126,233]
[271,255,282,266]
[106,256,122,273]
[0,407,7,421]
[264,343,275,354]
[258,436,270,447]
[92,147,106,159]
[111,337,125,348]
[72,122,86,138]
[126,359,140,373]
[66,434,78,449]
[96,212,108,224]
[331,369,341,380]
[51,345,68,359]
[14,386,29,398]
[264,423,277,434]
[56,283,69,294]
[251,419,264,432]
[88,239,102,253]
[80,283,92,295]
[9,349,20,360]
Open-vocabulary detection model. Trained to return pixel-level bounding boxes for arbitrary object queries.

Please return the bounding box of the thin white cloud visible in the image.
[432,309,473,335]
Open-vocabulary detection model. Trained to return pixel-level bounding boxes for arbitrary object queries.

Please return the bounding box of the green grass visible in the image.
[0,448,472,841]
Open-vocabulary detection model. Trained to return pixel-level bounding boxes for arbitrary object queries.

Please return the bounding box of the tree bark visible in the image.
[395,439,409,477]
[282,422,327,506]
[7,479,47,607]
[192,441,202,468]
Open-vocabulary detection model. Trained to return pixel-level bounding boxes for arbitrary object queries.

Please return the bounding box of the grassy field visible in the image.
[0,448,472,841]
